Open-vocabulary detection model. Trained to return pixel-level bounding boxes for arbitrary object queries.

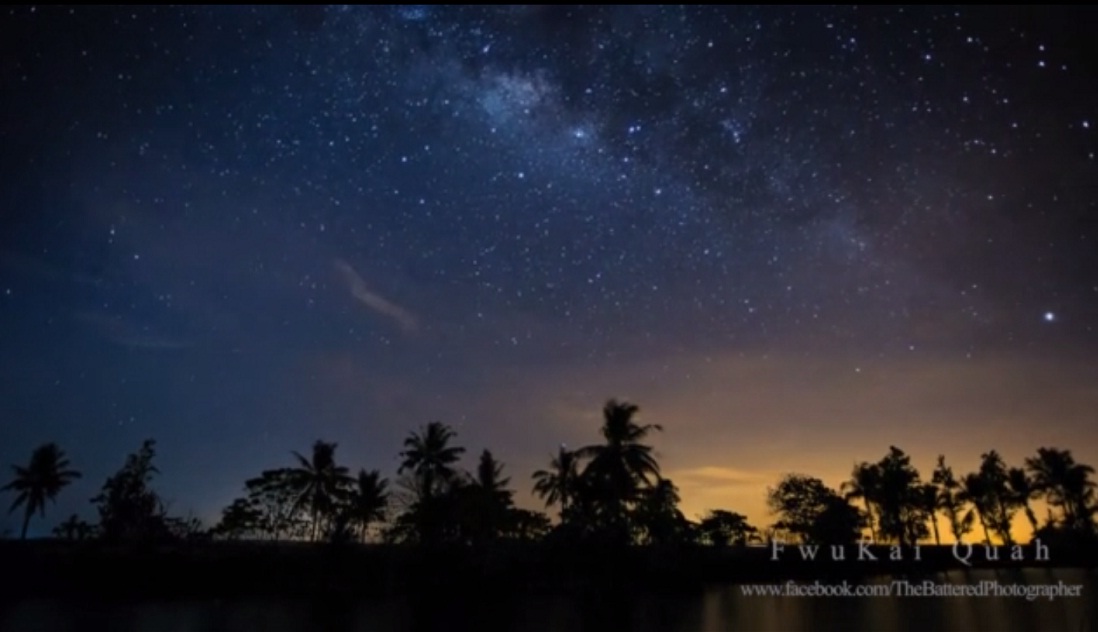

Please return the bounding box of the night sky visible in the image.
[2,6,1097,537]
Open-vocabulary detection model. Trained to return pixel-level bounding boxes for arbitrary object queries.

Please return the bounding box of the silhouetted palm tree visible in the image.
[958,451,1018,546]
[1062,468,1098,533]
[1006,467,1039,537]
[977,450,1016,545]
[2,443,81,539]
[398,422,465,501]
[344,469,389,543]
[842,462,882,542]
[932,455,972,543]
[961,472,993,545]
[288,440,352,541]
[395,422,467,544]
[532,446,579,520]
[576,400,662,534]
[916,483,941,545]
[874,447,926,547]
[1025,447,1097,532]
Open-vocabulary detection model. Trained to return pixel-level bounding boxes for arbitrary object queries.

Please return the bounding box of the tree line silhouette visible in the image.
[4,400,1096,550]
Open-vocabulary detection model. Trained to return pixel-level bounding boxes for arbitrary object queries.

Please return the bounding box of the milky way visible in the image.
[1,6,1096,533]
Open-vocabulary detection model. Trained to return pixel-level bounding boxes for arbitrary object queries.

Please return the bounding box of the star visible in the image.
[1,4,1096,544]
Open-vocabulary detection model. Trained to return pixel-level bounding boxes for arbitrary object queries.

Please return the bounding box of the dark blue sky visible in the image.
[2,6,1096,535]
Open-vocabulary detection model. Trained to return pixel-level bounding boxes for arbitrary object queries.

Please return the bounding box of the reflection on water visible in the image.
[1,569,1094,632]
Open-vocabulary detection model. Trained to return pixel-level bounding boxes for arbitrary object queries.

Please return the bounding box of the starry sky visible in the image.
[2,6,1097,537]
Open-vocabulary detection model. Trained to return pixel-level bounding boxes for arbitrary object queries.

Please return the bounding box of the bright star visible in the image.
[1043,311,1056,323]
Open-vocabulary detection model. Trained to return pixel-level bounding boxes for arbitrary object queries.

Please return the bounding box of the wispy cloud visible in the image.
[333,259,418,334]
[669,466,771,486]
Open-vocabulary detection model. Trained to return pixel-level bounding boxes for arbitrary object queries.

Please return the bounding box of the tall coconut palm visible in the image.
[344,469,389,543]
[960,472,993,545]
[1025,447,1097,531]
[977,450,1016,545]
[1006,467,1039,537]
[396,422,467,545]
[576,400,662,530]
[398,421,465,501]
[288,440,352,541]
[842,462,882,542]
[2,443,81,539]
[916,483,942,545]
[961,452,1019,546]
[1063,466,1098,533]
[872,447,926,547]
[932,455,971,543]
[532,445,579,520]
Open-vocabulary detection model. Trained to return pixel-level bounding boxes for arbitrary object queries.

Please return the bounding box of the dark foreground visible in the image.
[3,539,1096,600]
[1,565,1096,632]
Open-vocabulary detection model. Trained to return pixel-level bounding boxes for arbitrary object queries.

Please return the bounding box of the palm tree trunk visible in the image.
[978,513,991,545]
[931,516,941,546]
[866,505,878,542]
[945,504,962,543]
[20,509,32,540]
[1068,496,1086,531]
[997,505,1013,545]
[1023,505,1038,535]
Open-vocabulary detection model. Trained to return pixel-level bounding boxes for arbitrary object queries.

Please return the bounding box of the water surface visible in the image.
[2,568,1092,631]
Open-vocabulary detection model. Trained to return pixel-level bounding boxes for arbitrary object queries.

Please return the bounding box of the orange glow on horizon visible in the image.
[310,346,1098,547]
